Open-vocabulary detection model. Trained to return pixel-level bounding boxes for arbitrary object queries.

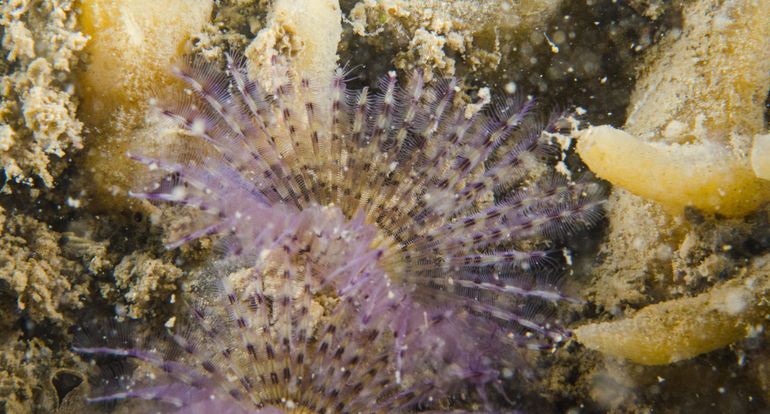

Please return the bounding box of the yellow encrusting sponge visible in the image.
[577,125,770,217]
[574,269,770,365]
[78,0,213,126]
[75,0,213,210]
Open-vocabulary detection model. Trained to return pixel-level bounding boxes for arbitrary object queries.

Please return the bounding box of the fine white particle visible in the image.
[721,287,749,315]
[66,197,81,208]
[504,81,517,94]
[170,186,186,201]
[544,32,560,53]
[191,118,207,136]
[662,120,686,139]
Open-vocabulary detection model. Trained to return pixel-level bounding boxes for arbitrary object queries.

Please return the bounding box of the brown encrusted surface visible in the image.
[0,335,85,413]
[108,251,183,320]
[582,189,766,312]
[340,0,657,127]
[0,206,89,324]
[0,0,86,190]
[348,0,561,76]
[0,203,195,413]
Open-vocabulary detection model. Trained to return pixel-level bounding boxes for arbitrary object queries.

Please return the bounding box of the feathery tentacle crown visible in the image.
[78,54,604,411]
[76,207,456,412]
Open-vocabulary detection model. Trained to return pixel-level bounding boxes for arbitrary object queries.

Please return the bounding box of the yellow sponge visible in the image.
[577,125,770,217]
[575,271,770,365]
[78,0,213,126]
